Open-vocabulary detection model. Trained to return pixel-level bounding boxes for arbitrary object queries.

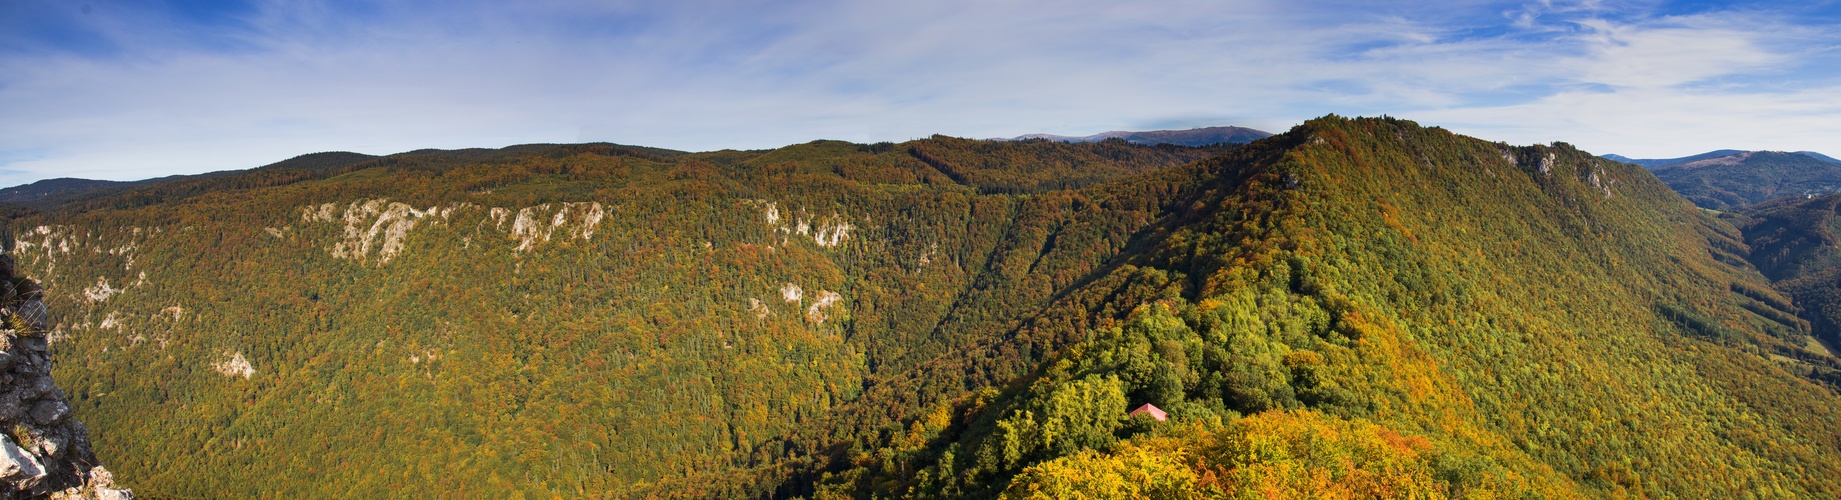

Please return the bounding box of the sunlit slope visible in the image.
[18,139,1226,496]
[774,117,1841,498]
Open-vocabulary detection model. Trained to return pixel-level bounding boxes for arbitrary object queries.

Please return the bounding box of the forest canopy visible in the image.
[10,117,1840,498]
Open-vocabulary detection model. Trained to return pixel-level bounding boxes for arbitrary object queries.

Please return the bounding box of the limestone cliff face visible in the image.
[0,255,129,499]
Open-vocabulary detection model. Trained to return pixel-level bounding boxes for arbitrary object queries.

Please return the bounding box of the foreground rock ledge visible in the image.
[0,254,129,500]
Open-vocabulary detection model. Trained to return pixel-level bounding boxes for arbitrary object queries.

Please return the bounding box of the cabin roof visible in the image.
[1130,403,1167,421]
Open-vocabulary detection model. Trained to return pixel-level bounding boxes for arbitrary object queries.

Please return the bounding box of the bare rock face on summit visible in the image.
[0,255,130,499]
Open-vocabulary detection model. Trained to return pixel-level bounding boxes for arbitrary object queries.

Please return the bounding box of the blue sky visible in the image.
[2,0,1840,186]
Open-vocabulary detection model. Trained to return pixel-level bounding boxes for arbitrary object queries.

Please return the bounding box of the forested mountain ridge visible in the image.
[740,117,1841,498]
[9,117,1840,497]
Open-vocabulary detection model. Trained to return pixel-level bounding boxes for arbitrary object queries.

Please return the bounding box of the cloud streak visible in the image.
[0,0,1838,185]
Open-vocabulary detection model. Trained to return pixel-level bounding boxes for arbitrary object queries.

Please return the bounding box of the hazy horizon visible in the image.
[4,0,1840,186]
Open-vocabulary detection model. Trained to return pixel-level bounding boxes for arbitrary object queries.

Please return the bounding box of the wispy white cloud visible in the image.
[1569,17,1783,88]
[1422,84,1841,157]
[1415,9,1841,156]
[0,0,1838,185]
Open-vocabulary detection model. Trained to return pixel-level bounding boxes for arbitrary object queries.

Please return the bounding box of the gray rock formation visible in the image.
[0,254,130,499]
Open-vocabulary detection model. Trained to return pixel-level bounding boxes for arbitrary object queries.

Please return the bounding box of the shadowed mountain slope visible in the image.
[1734,194,1841,377]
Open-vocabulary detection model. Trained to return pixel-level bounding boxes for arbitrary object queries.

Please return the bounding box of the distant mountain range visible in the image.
[0,178,136,206]
[1603,150,1841,210]
[0,151,382,210]
[997,125,1272,146]
[1605,150,1841,169]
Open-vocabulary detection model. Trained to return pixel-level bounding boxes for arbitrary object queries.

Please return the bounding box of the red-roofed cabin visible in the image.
[1129,403,1167,422]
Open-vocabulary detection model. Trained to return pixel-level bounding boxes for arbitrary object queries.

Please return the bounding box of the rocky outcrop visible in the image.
[0,254,130,499]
